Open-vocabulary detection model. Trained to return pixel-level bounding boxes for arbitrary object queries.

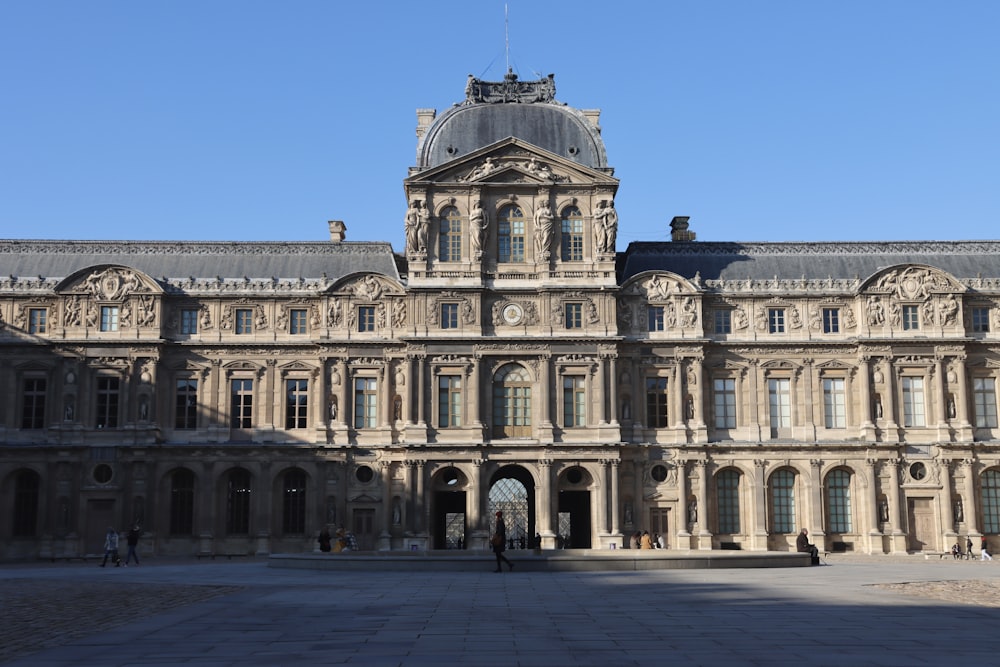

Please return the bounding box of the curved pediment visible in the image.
[621,271,700,299]
[55,265,162,299]
[327,272,405,298]
[860,264,964,298]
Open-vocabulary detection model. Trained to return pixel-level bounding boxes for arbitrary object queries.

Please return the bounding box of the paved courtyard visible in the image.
[2,554,999,666]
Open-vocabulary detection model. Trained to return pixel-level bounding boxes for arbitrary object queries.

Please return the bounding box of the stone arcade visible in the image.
[3,71,1000,560]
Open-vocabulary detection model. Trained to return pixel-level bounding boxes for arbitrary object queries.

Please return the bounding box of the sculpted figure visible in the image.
[533,200,554,258]
[593,200,618,253]
[405,200,428,254]
[469,200,487,259]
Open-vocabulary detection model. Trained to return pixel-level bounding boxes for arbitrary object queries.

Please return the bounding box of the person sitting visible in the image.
[951,543,962,559]
[796,528,820,565]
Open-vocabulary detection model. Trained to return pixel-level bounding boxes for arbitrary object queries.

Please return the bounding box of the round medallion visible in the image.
[502,303,523,325]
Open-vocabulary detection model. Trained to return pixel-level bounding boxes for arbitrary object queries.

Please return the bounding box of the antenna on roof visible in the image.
[505,4,510,73]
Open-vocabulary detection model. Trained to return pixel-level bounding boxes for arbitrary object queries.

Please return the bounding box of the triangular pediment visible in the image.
[405,137,618,187]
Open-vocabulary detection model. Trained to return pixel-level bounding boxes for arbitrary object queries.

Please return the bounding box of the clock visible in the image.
[501,303,523,325]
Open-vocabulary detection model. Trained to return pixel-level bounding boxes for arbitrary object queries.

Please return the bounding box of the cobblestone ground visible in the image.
[0,578,241,663]
[871,579,1000,607]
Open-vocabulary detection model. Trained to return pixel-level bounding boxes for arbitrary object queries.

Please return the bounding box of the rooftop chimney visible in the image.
[670,216,695,242]
[328,220,346,243]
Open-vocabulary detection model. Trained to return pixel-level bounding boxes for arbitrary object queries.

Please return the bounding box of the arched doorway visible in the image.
[558,465,592,548]
[430,466,468,549]
[489,465,536,550]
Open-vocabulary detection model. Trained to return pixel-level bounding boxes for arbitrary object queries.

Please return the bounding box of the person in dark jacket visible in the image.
[124,525,141,566]
[492,511,514,572]
[796,528,819,564]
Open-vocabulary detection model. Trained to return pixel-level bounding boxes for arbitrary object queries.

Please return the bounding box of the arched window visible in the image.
[12,469,40,537]
[497,205,526,263]
[982,469,1000,533]
[169,468,195,536]
[492,364,532,438]
[716,469,741,534]
[769,469,796,534]
[226,468,252,535]
[825,468,853,533]
[560,206,583,262]
[283,469,307,535]
[438,206,462,262]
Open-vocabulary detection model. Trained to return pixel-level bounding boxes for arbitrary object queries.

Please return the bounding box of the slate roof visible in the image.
[621,241,1000,285]
[0,240,400,283]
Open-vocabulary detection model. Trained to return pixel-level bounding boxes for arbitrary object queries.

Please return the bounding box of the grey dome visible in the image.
[416,73,607,170]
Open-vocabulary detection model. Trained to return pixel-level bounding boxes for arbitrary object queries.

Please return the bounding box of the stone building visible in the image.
[2,71,999,560]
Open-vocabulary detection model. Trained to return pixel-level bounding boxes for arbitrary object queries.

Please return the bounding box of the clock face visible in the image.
[502,303,523,325]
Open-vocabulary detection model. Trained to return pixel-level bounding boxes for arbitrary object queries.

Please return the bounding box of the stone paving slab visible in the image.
[1,555,999,666]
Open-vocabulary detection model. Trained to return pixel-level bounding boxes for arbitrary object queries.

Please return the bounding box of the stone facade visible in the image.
[2,72,999,560]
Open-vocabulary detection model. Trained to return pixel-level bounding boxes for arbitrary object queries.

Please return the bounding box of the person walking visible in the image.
[640,531,654,549]
[982,535,993,561]
[492,511,514,572]
[967,536,975,560]
[124,525,141,566]
[100,527,120,567]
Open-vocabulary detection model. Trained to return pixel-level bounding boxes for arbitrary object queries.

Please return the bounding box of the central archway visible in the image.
[488,465,536,549]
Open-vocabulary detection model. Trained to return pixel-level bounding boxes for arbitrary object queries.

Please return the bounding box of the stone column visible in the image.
[935,356,948,429]
[961,458,979,536]
[672,363,684,429]
[809,459,825,547]
[939,458,955,543]
[254,461,272,555]
[596,460,609,540]
[954,356,973,441]
[609,460,621,539]
[596,356,607,425]
[882,360,899,442]
[864,457,881,554]
[753,458,768,550]
[335,359,347,426]
[539,354,552,428]
[407,461,417,535]
[857,357,875,440]
[405,356,415,425]
[416,356,426,426]
[379,461,392,548]
[415,460,426,536]
[608,356,619,425]
[538,459,553,544]
[676,459,691,544]
[691,357,707,440]
[696,460,712,548]
[886,458,906,554]
[470,356,482,431]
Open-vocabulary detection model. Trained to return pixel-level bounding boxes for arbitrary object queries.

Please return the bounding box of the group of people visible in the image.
[630,530,665,549]
[317,525,359,553]
[101,525,141,567]
[951,536,993,561]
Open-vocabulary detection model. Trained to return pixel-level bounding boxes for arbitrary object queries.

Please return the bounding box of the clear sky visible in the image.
[2,2,997,251]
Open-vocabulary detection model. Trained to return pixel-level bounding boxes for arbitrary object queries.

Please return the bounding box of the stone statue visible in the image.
[594,200,618,253]
[533,200,553,259]
[469,200,487,260]
[405,200,428,254]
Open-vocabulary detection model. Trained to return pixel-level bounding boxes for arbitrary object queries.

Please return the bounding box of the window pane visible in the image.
[902,377,925,427]
[770,469,795,534]
[974,378,998,428]
[646,377,668,428]
[713,378,736,429]
[560,207,583,262]
[285,379,308,429]
[826,469,852,533]
[717,470,740,534]
[823,378,846,428]
[983,470,1000,534]
[768,378,791,430]
[22,378,47,429]
[175,379,198,430]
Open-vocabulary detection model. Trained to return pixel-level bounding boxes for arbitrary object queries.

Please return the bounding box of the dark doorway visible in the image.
[488,465,536,550]
[432,490,466,549]
[558,490,591,548]
[352,508,375,550]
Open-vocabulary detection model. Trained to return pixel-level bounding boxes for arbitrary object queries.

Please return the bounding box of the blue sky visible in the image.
[2,2,997,250]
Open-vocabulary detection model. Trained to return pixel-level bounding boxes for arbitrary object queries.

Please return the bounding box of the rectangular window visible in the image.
[230,379,253,428]
[289,309,307,335]
[565,303,583,329]
[285,379,308,429]
[768,308,785,334]
[714,310,732,334]
[180,308,199,334]
[439,218,461,262]
[561,218,583,261]
[438,375,462,428]
[21,378,47,429]
[499,220,525,263]
[354,377,377,428]
[235,308,253,334]
[822,308,839,334]
[770,470,796,534]
[972,307,991,333]
[973,377,998,428]
[441,303,459,329]
[713,378,736,429]
[768,378,791,434]
[902,305,920,331]
[563,376,586,427]
[357,306,376,332]
[100,306,119,332]
[823,378,846,428]
[28,308,47,334]
[175,379,198,430]
[902,376,926,427]
[648,306,665,332]
[717,470,741,534]
[646,377,668,428]
[96,376,120,428]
